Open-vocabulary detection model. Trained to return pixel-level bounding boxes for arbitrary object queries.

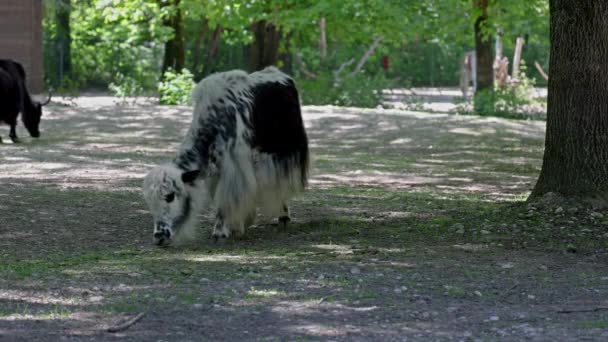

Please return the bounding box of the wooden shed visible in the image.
[0,0,44,93]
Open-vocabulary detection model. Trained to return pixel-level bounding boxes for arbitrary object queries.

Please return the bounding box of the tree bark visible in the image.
[248,21,281,71]
[473,0,494,114]
[56,0,72,78]
[160,0,185,76]
[530,0,608,200]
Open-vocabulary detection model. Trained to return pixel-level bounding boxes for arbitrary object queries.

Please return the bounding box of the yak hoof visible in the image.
[212,233,229,244]
[10,136,19,143]
[278,216,291,228]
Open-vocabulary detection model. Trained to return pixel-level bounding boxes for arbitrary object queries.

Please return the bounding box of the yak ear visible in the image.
[181,170,200,185]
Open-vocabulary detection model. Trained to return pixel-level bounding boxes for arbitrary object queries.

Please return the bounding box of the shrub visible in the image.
[109,73,145,98]
[297,72,391,108]
[158,68,196,105]
[458,61,542,119]
[493,63,536,115]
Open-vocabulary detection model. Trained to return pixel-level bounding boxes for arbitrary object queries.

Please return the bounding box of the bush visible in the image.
[297,72,391,108]
[459,62,542,119]
[109,73,145,98]
[493,63,536,115]
[158,68,196,105]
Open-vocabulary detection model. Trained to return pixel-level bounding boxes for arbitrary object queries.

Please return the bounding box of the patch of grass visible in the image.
[39,305,72,319]
[577,319,608,329]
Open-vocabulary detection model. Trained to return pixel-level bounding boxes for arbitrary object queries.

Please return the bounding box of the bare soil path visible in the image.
[0,96,606,341]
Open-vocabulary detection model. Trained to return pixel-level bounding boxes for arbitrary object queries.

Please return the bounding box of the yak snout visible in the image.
[153,223,173,246]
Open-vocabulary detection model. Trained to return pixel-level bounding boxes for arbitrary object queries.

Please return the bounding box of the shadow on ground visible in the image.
[0,97,607,341]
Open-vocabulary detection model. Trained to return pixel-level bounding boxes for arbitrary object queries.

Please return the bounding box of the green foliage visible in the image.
[472,89,496,117]
[109,74,145,98]
[42,0,550,106]
[158,68,195,105]
[493,63,536,116]
[44,0,170,91]
[298,73,390,108]
[464,62,540,119]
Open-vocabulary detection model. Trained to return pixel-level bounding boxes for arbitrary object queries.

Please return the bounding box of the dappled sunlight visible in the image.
[313,172,442,190]
[247,288,286,298]
[1,100,543,198]
[0,289,80,306]
[390,137,412,145]
[311,244,407,255]
[169,254,288,263]
[312,244,354,254]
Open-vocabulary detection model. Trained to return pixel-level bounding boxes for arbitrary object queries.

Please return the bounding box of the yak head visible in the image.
[143,164,204,246]
[22,93,51,138]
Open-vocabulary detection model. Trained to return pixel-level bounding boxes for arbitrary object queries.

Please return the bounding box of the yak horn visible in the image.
[40,92,52,106]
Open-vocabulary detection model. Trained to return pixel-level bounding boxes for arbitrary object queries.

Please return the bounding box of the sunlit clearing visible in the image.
[247,288,285,298]
[164,254,287,264]
[0,289,80,305]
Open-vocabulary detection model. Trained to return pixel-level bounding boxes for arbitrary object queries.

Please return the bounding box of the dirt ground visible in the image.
[0,96,607,341]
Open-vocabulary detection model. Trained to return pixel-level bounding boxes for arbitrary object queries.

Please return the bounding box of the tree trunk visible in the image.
[495,27,503,60]
[279,32,293,75]
[160,0,185,76]
[319,17,327,61]
[473,0,494,114]
[248,21,281,71]
[530,0,608,200]
[205,25,223,73]
[511,37,525,80]
[56,0,72,79]
[191,20,209,75]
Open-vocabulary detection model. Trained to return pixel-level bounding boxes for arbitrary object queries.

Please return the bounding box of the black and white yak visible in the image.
[143,67,309,246]
[0,59,50,143]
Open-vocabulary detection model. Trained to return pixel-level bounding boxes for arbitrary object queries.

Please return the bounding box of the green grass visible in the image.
[577,319,608,329]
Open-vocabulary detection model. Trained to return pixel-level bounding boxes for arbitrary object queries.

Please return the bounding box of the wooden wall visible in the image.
[0,0,44,93]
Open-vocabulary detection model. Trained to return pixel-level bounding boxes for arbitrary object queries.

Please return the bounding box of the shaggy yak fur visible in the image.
[0,59,50,143]
[143,67,309,246]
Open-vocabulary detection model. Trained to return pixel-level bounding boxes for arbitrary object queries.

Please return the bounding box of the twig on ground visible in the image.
[557,307,608,314]
[496,283,519,301]
[107,311,147,333]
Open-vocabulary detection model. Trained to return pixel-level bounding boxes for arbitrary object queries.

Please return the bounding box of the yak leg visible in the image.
[278,203,291,228]
[232,209,256,238]
[244,210,256,229]
[9,123,19,143]
[211,211,231,242]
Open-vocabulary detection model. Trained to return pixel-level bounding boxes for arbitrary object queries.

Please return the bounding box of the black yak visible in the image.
[0,59,50,142]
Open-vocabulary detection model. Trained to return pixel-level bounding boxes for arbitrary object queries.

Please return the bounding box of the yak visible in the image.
[143,67,309,246]
[0,59,50,143]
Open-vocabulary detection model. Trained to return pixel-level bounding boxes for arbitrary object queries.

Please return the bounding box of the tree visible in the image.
[473,0,494,114]
[530,0,608,200]
[56,0,72,79]
[249,20,282,71]
[159,0,185,75]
